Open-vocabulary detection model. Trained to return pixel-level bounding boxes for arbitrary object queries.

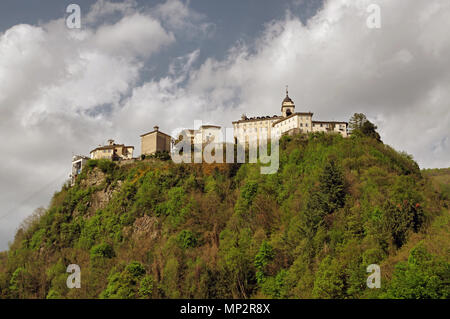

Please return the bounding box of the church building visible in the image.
[232,88,348,144]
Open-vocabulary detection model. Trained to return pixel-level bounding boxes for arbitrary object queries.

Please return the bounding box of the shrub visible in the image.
[386,244,450,298]
[177,230,198,249]
[90,243,115,260]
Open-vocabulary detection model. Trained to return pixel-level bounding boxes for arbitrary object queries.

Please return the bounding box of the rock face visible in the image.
[87,185,115,216]
[80,168,106,188]
[131,215,159,240]
[75,168,123,217]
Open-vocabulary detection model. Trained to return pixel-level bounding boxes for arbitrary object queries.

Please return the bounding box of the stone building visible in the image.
[311,120,348,136]
[140,126,172,156]
[232,88,348,143]
[90,139,134,160]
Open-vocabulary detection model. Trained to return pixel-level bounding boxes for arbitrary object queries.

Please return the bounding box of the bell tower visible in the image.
[281,86,295,117]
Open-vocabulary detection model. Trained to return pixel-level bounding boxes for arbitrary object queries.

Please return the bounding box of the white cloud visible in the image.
[153,0,215,38]
[85,0,138,24]
[92,13,174,58]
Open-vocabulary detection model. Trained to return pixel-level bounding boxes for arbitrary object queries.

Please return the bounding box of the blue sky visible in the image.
[0,0,323,80]
[0,0,449,250]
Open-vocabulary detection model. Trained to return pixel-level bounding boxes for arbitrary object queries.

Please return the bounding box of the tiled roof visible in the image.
[90,144,134,153]
[272,112,313,126]
[140,130,173,138]
[232,115,282,124]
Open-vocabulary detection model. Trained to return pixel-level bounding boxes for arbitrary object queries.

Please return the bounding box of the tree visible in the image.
[349,113,368,131]
[319,158,346,214]
[90,243,115,260]
[101,261,147,299]
[360,121,381,141]
[349,113,381,141]
[312,256,345,298]
[386,244,450,298]
[254,241,275,283]
[138,275,154,298]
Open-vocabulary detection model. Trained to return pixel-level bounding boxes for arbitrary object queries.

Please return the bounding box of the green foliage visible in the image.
[386,244,450,299]
[313,256,345,298]
[177,230,198,249]
[349,113,381,141]
[254,241,274,282]
[29,228,46,250]
[138,275,154,298]
[1,132,448,299]
[86,159,117,174]
[9,266,34,298]
[46,260,69,299]
[90,243,115,260]
[241,181,259,207]
[155,187,191,226]
[260,269,288,298]
[101,262,146,299]
[318,157,346,214]
[349,113,368,131]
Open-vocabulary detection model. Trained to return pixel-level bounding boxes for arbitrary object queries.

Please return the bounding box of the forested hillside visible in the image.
[0,133,448,299]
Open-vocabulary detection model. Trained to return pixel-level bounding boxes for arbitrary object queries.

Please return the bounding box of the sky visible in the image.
[0,0,449,251]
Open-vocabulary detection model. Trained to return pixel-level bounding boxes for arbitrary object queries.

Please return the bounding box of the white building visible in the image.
[178,125,222,145]
[70,155,89,185]
[232,89,348,143]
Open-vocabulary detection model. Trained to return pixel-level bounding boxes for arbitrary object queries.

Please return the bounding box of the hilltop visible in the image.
[0,133,448,299]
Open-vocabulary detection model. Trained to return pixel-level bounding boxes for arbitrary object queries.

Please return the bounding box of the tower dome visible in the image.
[282,94,294,104]
[281,86,295,117]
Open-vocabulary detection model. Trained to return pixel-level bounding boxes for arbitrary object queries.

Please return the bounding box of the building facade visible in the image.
[233,89,348,142]
[90,139,134,160]
[70,155,89,185]
[140,126,172,156]
[177,125,222,145]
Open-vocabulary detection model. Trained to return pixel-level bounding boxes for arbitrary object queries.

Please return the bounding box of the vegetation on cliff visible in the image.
[0,131,448,299]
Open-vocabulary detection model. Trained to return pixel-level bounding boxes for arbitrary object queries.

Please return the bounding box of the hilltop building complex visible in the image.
[90,139,134,160]
[232,89,348,144]
[70,88,348,180]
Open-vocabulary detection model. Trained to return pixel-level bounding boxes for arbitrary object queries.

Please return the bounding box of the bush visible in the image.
[90,243,115,260]
[386,244,450,298]
[177,230,198,249]
[101,262,147,299]
[126,261,146,278]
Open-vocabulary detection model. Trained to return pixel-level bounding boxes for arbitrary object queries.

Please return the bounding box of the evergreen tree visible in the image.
[349,113,381,141]
[319,157,346,214]
[349,113,367,131]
